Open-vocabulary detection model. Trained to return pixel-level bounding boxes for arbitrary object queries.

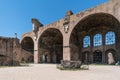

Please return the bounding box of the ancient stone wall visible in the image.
[21,0,120,64]
[0,37,21,65]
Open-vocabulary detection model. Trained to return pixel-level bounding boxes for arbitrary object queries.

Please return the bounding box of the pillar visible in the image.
[61,28,81,68]
[63,34,71,61]
[34,40,39,63]
[102,33,106,63]
[63,46,71,61]
[90,35,93,63]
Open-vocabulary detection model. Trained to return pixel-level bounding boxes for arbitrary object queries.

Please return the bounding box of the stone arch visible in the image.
[21,37,34,63]
[105,49,116,64]
[70,13,120,36]
[71,11,120,31]
[20,32,35,43]
[69,13,120,62]
[38,28,63,63]
[37,27,64,42]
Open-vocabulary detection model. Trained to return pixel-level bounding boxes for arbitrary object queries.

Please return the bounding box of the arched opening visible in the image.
[105,31,116,45]
[83,36,90,48]
[82,51,90,64]
[38,28,63,63]
[21,37,34,63]
[0,54,6,65]
[105,49,116,64]
[69,13,120,64]
[93,33,102,47]
[93,50,102,63]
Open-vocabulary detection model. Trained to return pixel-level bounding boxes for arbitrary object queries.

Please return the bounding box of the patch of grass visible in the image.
[57,64,89,71]
[0,66,9,68]
[90,64,115,66]
[20,63,30,67]
[0,63,31,68]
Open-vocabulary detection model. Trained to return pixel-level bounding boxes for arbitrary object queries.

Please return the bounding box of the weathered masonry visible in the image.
[0,36,20,65]
[21,0,120,65]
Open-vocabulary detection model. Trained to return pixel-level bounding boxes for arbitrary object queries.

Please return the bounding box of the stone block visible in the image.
[61,60,81,68]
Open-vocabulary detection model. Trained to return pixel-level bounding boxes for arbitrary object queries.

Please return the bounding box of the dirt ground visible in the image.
[0,64,119,80]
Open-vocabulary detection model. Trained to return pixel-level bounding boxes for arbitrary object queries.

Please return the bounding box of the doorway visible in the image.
[93,50,102,63]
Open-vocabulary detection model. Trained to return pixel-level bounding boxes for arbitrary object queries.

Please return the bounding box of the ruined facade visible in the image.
[0,37,21,65]
[21,0,120,65]
[0,36,34,66]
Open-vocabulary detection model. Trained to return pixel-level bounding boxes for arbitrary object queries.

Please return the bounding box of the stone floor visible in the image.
[0,64,120,80]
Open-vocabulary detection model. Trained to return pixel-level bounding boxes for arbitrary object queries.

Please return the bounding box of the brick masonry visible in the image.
[21,0,120,64]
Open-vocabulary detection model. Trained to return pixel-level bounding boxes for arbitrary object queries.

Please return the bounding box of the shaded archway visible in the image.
[21,37,34,63]
[105,49,116,64]
[93,50,102,63]
[82,51,90,64]
[69,13,120,63]
[38,28,63,63]
[0,55,6,65]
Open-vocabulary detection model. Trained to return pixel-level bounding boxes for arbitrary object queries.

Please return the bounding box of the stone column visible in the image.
[60,28,71,68]
[63,46,71,61]
[34,40,39,64]
[90,35,93,63]
[63,34,71,61]
[102,33,105,63]
[62,33,80,68]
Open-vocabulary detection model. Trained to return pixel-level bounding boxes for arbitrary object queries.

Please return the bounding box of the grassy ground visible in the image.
[57,64,89,70]
[0,63,30,68]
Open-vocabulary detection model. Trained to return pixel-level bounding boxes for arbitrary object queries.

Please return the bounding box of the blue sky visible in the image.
[0,0,108,38]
